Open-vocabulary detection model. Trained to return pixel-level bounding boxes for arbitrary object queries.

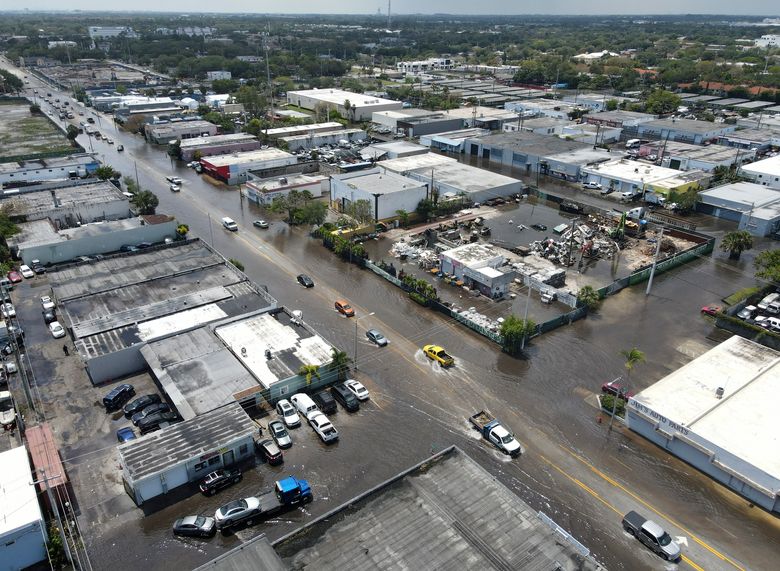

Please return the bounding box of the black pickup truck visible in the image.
[621,511,681,561]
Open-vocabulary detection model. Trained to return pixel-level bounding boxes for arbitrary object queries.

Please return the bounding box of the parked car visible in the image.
[330,382,360,412]
[767,316,780,332]
[103,384,136,412]
[131,402,171,425]
[117,145,124,152]
[1,303,16,318]
[214,497,261,529]
[290,393,319,419]
[365,329,388,346]
[256,438,283,465]
[40,296,56,311]
[737,305,757,320]
[276,399,301,428]
[335,299,355,317]
[268,420,292,449]
[622,511,681,561]
[600,187,614,195]
[297,274,314,288]
[173,515,217,538]
[700,305,721,316]
[582,181,603,190]
[767,301,780,315]
[423,344,454,367]
[531,224,547,231]
[7,271,23,284]
[308,412,339,443]
[601,379,634,399]
[116,427,136,443]
[122,393,161,417]
[253,220,269,229]
[136,242,153,249]
[169,184,181,192]
[120,245,139,253]
[49,321,66,338]
[345,379,370,401]
[32,264,46,275]
[757,293,780,311]
[198,468,243,496]
[312,390,338,415]
[20,265,35,279]
[42,310,56,324]
[138,411,180,434]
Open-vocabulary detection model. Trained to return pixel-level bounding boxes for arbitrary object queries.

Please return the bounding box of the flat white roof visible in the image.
[289,88,399,107]
[179,133,257,149]
[264,122,343,136]
[700,181,780,209]
[0,446,43,537]
[741,154,780,177]
[442,243,505,266]
[378,153,456,173]
[631,336,780,481]
[333,169,426,195]
[137,303,228,342]
[583,159,686,184]
[201,148,295,168]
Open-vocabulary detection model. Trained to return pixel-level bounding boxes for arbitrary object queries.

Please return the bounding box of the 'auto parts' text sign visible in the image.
[628,399,690,436]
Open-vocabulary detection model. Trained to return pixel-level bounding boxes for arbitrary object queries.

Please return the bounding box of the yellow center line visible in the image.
[561,445,746,571]
[682,555,706,571]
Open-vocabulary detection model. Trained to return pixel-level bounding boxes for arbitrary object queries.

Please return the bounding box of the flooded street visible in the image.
[73,122,780,571]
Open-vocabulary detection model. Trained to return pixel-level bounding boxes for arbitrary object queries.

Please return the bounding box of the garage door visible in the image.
[136,477,164,504]
[162,464,189,492]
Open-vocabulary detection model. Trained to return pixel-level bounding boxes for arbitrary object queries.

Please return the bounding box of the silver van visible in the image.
[221,217,238,232]
[290,393,319,420]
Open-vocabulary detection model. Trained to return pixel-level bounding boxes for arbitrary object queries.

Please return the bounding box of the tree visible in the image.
[29,103,41,114]
[123,176,139,194]
[611,347,645,429]
[605,99,619,111]
[395,209,410,228]
[720,230,753,260]
[416,199,434,221]
[298,364,320,386]
[95,165,120,180]
[211,79,238,94]
[131,190,159,215]
[329,348,352,381]
[176,224,189,239]
[577,285,601,310]
[343,99,353,122]
[346,199,374,225]
[66,124,79,142]
[499,315,537,355]
[0,70,23,93]
[754,249,780,283]
[645,89,681,115]
[299,201,328,225]
[167,140,181,158]
[245,118,264,137]
[270,189,314,224]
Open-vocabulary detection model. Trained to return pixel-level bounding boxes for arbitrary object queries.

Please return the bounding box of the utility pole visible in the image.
[520,282,532,350]
[645,226,665,296]
[39,469,73,565]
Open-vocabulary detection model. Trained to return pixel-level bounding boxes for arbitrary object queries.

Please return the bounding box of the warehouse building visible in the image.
[199,148,298,185]
[244,172,328,206]
[637,118,737,144]
[0,179,131,227]
[179,133,262,161]
[440,243,516,298]
[739,154,780,190]
[331,169,428,221]
[372,109,441,132]
[561,122,622,144]
[377,153,524,203]
[263,122,343,139]
[418,128,490,153]
[50,240,277,384]
[118,402,256,505]
[280,128,366,152]
[144,120,218,144]
[502,116,569,135]
[8,214,177,266]
[505,99,583,120]
[584,110,657,129]
[360,141,429,161]
[698,182,780,236]
[638,141,749,172]
[0,153,99,186]
[0,446,47,571]
[717,128,780,151]
[582,159,709,196]
[563,93,639,112]
[628,336,780,514]
[286,88,403,121]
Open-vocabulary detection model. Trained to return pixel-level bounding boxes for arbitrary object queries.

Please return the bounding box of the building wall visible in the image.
[282,130,366,152]
[637,123,737,144]
[286,92,402,121]
[201,155,298,185]
[0,521,47,571]
[0,159,100,185]
[331,178,427,221]
[403,118,463,137]
[740,167,780,190]
[146,123,218,144]
[180,140,263,161]
[245,179,326,205]
[19,220,178,265]
[85,345,147,385]
[26,199,132,227]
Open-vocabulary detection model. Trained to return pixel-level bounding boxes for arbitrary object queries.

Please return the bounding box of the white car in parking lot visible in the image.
[1,303,15,318]
[308,412,339,443]
[275,399,301,428]
[49,321,66,338]
[40,296,56,311]
[20,265,34,279]
[345,379,369,401]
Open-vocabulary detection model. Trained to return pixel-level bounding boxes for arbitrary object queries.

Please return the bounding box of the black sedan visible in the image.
[256,438,283,465]
[138,411,180,434]
[297,274,314,288]
[198,468,243,496]
[123,394,161,418]
[172,515,216,538]
[131,402,171,425]
[531,224,548,232]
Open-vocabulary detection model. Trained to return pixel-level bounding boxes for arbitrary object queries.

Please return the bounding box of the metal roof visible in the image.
[194,535,285,571]
[118,402,256,482]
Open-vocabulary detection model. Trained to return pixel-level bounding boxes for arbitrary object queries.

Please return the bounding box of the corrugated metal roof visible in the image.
[25,423,68,489]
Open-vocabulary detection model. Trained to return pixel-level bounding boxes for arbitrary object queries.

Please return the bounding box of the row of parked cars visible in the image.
[106,385,181,439]
[737,292,780,332]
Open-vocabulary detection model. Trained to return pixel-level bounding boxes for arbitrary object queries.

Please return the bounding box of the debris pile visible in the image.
[529,221,619,267]
[452,306,503,332]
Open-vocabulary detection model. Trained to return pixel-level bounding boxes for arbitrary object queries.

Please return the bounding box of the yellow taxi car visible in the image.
[423,345,454,367]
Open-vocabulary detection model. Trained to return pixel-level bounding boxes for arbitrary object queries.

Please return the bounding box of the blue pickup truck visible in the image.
[215,476,313,531]
[469,410,523,457]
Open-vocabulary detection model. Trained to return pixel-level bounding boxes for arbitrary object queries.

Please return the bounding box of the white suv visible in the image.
[275,399,301,428]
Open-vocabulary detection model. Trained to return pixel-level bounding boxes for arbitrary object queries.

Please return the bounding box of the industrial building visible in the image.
[371,108,442,132]
[627,336,780,514]
[49,240,277,384]
[286,89,403,121]
[739,154,780,190]
[112,98,182,124]
[581,160,709,196]
[144,120,218,144]
[244,172,328,205]
[502,117,569,136]
[263,122,343,139]
[199,148,298,185]
[505,99,583,120]
[562,93,639,112]
[418,128,490,153]
[0,179,132,228]
[87,26,137,39]
[718,128,780,151]
[256,447,599,571]
[118,402,256,505]
[0,153,99,186]
[280,128,366,152]
[331,169,429,221]
[206,70,231,81]
[179,133,262,161]
[584,110,657,129]
[698,182,780,236]
[360,141,429,161]
[638,140,749,172]
[561,123,622,144]
[8,215,178,266]
[0,446,47,571]
[377,153,524,203]
[637,118,737,144]
[440,243,516,298]
[396,57,455,74]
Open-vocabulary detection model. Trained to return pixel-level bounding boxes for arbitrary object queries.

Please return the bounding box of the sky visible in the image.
[10,1,780,16]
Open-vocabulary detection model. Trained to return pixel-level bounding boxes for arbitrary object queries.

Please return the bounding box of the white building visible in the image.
[572,50,618,61]
[505,100,583,120]
[628,336,780,514]
[87,26,137,39]
[0,154,99,185]
[280,128,366,152]
[287,88,403,121]
[47,40,77,49]
[439,243,516,298]
[244,173,328,206]
[561,123,622,144]
[739,154,780,190]
[264,122,343,139]
[331,169,428,221]
[582,159,709,196]
[0,447,48,571]
[503,117,569,135]
[206,70,232,81]
[699,182,780,237]
[200,148,298,185]
[755,34,780,48]
[396,58,454,74]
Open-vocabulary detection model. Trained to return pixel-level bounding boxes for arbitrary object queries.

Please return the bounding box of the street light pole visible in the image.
[354,312,375,370]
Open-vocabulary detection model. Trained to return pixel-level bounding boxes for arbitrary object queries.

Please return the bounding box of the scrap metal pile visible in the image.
[530,221,620,267]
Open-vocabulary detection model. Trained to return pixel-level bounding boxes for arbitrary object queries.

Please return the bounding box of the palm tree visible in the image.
[329,348,352,381]
[719,230,753,260]
[610,347,646,429]
[298,364,320,386]
[131,190,159,215]
[577,285,600,310]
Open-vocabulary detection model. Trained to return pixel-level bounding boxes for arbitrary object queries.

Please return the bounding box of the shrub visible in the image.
[600,394,626,418]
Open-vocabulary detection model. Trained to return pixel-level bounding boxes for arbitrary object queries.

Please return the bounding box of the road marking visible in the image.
[682,555,705,571]
[676,536,689,547]
[562,446,746,571]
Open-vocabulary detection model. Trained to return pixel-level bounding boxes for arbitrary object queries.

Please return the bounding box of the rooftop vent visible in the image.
[715,387,724,399]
